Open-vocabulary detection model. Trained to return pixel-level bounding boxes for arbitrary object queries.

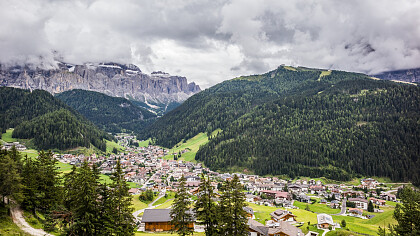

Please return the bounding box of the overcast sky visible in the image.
[1,0,420,88]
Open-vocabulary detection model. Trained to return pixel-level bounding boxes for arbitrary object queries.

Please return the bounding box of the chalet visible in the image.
[288,184,302,193]
[270,209,297,223]
[261,191,292,201]
[348,198,368,210]
[348,208,363,217]
[380,193,397,201]
[330,200,340,209]
[142,209,194,232]
[296,193,311,203]
[361,178,378,189]
[310,185,325,194]
[244,206,254,219]
[370,198,386,206]
[317,214,334,229]
[248,219,303,236]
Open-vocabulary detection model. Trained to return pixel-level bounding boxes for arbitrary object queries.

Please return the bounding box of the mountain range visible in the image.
[0,62,201,114]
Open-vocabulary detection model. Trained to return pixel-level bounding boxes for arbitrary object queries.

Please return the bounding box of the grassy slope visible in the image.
[138,138,151,147]
[132,194,148,211]
[293,200,340,214]
[105,140,126,154]
[246,200,396,235]
[152,192,176,206]
[164,129,221,162]
[1,129,16,142]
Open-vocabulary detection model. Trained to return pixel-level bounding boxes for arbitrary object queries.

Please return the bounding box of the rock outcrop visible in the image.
[372,68,420,84]
[0,62,201,104]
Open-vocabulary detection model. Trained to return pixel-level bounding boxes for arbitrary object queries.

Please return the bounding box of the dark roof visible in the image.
[243,206,254,215]
[142,209,196,223]
[142,209,171,223]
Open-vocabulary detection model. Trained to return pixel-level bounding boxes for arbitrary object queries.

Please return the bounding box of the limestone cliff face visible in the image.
[0,62,201,104]
[372,68,420,84]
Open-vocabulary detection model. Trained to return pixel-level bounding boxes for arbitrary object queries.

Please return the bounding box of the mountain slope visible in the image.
[56,89,157,133]
[373,68,420,84]
[140,66,420,185]
[139,67,368,147]
[0,87,111,151]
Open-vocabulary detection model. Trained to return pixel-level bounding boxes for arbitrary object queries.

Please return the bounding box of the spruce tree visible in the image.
[194,174,218,236]
[171,175,194,236]
[230,175,248,236]
[391,187,420,235]
[219,175,248,236]
[21,155,39,214]
[37,150,62,212]
[0,153,24,205]
[368,201,374,212]
[68,161,99,236]
[109,159,135,235]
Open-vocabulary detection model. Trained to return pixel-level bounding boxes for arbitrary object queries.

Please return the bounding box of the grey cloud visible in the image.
[0,0,419,87]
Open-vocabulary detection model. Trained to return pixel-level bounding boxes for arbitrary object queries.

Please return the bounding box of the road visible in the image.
[10,205,54,236]
[332,199,346,216]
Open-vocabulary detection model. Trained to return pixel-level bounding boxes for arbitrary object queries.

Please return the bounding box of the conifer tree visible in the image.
[219,175,248,236]
[194,174,218,236]
[391,187,420,235]
[68,161,99,236]
[0,153,24,205]
[171,175,194,236]
[109,159,136,235]
[36,150,62,212]
[21,155,39,214]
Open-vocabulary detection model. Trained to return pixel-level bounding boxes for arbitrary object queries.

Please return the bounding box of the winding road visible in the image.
[10,205,53,236]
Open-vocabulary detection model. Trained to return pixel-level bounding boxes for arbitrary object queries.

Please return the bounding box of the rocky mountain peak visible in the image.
[0,61,201,104]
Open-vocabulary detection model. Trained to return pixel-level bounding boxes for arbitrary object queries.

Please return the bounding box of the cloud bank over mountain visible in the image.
[1,0,419,87]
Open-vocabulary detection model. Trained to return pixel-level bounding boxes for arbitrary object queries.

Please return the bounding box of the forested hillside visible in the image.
[56,89,156,133]
[140,66,420,185]
[0,87,111,151]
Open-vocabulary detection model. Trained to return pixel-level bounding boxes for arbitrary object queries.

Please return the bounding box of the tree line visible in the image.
[0,87,112,151]
[171,174,248,236]
[0,146,135,235]
[56,89,156,134]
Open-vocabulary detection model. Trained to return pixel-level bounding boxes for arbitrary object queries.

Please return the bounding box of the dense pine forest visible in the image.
[56,89,157,133]
[0,87,111,151]
[140,66,420,185]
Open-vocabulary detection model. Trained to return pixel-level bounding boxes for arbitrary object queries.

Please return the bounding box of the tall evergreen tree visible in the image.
[391,187,420,235]
[194,174,218,236]
[67,161,99,236]
[171,175,194,236]
[21,155,39,214]
[219,178,234,235]
[36,150,62,212]
[109,159,136,235]
[0,153,24,205]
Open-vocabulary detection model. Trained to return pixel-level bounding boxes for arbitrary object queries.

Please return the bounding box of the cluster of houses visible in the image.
[53,134,400,236]
[1,142,27,151]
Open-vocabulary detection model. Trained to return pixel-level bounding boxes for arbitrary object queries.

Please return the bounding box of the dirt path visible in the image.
[10,205,53,236]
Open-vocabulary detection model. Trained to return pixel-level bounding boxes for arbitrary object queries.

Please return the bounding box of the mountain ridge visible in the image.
[0,62,201,108]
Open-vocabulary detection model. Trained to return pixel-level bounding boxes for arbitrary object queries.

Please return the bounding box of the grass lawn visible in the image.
[293,200,340,214]
[318,70,332,81]
[153,192,176,206]
[99,174,139,188]
[155,199,174,209]
[331,205,396,236]
[105,139,125,154]
[57,162,73,173]
[1,128,17,142]
[164,129,221,162]
[21,149,39,159]
[132,194,148,211]
[247,203,278,224]
[138,139,151,147]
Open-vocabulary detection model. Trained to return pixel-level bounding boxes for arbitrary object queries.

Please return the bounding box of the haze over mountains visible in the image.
[0,62,201,114]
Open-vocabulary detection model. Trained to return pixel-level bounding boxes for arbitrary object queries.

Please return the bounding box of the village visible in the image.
[56,134,402,236]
